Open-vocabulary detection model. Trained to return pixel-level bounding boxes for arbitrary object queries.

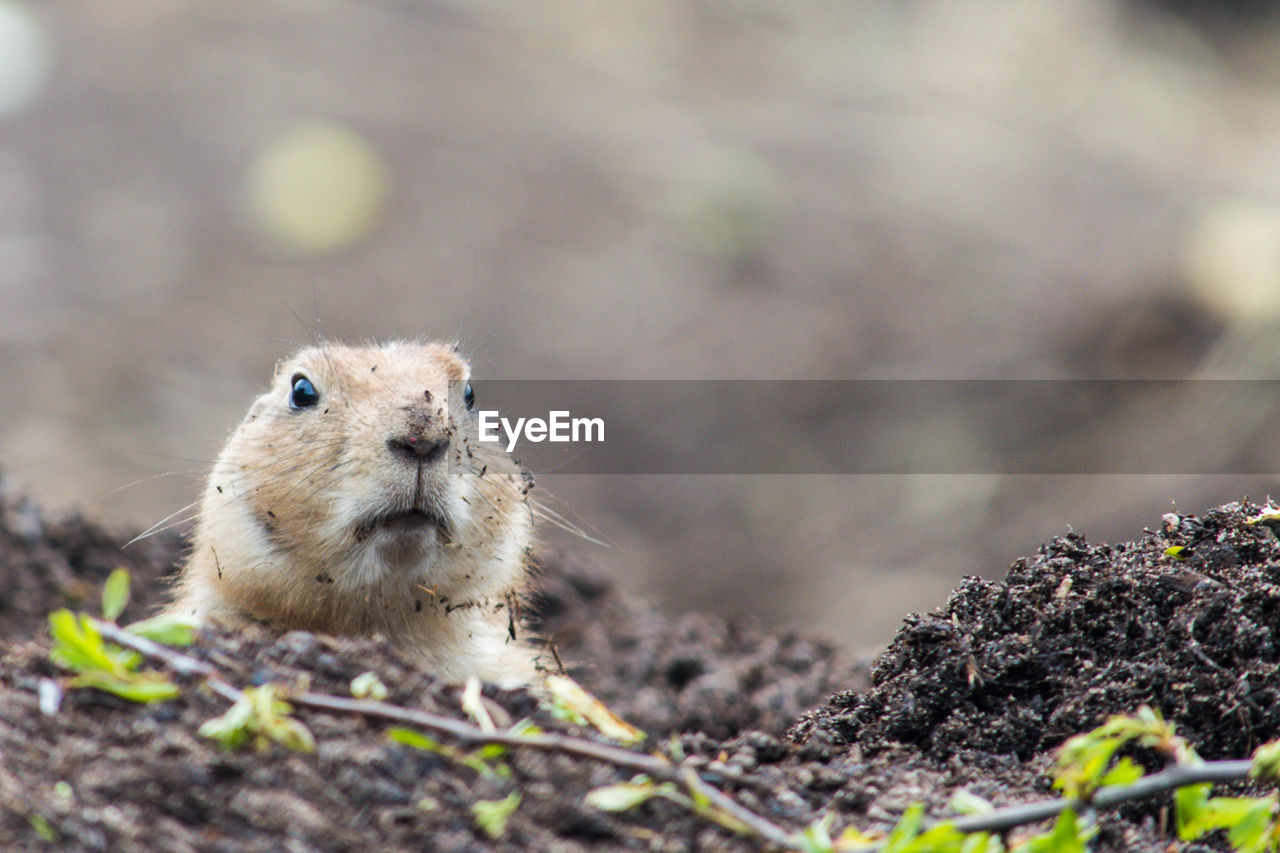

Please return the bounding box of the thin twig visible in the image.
[293,691,670,774]
[293,692,796,847]
[92,620,798,847]
[947,760,1256,836]
[95,622,213,678]
[681,768,800,845]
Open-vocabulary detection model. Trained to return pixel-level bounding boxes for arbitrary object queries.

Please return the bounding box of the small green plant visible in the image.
[122,613,198,646]
[471,791,521,840]
[101,566,131,621]
[587,771,757,838]
[1255,742,1280,783]
[47,609,180,702]
[586,774,680,812]
[1052,706,1280,850]
[387,726,511,778]
[815,708,1280,853]
[1018,808,1093,853]
[47,569,194,703]
[27,814,56,843]
[1054,705,1182,801]
[198,684,315,753]
[879,804,994,853]
[1176,784,1279,852]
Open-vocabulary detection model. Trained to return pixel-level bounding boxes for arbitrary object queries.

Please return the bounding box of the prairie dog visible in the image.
[169,341,536,685]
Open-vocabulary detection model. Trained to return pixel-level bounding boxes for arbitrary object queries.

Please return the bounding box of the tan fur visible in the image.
[168,341,536,686]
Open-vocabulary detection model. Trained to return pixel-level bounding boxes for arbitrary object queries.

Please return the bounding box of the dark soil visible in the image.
[3,488,1279,851]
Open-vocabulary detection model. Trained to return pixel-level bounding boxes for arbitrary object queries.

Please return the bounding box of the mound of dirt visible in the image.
[2,486,1279,851]
[791,503,1280,762]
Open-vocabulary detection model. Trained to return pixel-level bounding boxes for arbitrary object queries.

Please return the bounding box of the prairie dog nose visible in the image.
[387,434,448,463]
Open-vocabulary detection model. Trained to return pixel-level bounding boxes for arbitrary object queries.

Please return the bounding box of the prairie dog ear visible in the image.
[244,393,275,421]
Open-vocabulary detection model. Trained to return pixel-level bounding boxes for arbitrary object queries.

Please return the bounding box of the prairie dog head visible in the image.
[173,341,535,682]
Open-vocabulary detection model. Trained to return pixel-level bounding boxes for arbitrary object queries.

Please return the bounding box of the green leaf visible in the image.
[387,727,444,753]
[948,789,995,816]
[1054,707,1187,801]
[832,823,883,852]
[1181,793,1280,852]
[684,767,711,813]
[101,567,131,621]
[1099,756,1144,788]
[48,608,180,703]
[585,776,659,812]
[1020,807,1094,853]
[910,823,968,851]
[123,614,198,646]
[475,743,508,762]
[273,716,317,753]
[1164,545,1188,560]
[388,726,505,777]
[1174,783,1212,840]
[1226,799,1275,853]
[49,610,114,673]
[883,803,925,850]
[1252,740,1280,783]
[472,792,520,840]
[459,751,507,779]
[795,812,836,853]
[49,610,143,676]
[28,814,56,842]
[199,685,314,752]
[70,670,179,703]
[959,833,998,853]
[465,743,511,777]
[199,694,255,750]
[508,719,544,738]
[1201,795,1261,827]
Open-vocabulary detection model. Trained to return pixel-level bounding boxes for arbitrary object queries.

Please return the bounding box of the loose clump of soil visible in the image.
[791,504,1280,764]
[2,484,1280,851]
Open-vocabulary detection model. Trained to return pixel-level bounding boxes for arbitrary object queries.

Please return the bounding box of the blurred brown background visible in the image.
[4,0,1280,651]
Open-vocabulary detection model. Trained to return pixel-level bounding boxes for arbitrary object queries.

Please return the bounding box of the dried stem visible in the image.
[947,760,1255,837]
[92,620,797,847]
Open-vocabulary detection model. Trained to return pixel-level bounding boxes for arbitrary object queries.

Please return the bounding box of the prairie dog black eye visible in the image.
[290,374,320,410]
[463,381,475,411]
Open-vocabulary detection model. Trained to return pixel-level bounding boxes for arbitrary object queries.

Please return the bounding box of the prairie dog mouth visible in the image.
[354,507,451,542]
